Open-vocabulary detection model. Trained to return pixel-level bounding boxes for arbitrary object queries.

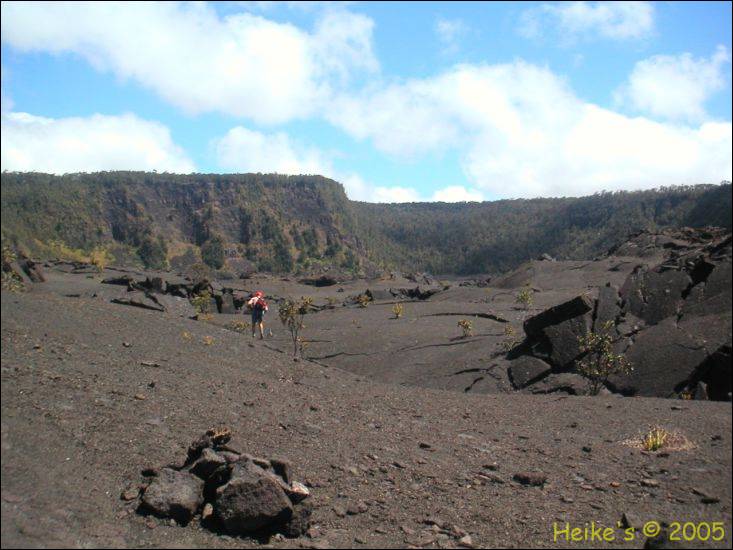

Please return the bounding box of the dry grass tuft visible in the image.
[623,426,695,452]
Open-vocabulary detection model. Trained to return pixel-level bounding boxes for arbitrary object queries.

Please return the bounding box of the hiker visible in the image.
[247,290,268,339]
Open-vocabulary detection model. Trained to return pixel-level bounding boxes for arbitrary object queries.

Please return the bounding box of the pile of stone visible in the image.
[508,228,731,400]
[133,428,312,537]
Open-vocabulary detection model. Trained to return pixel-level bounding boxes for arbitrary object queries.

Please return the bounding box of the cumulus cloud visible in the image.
[0,1,377,124]
[214,126,332,175]
[213,125,487,203]
[614,45,731,122]
[326,61,731,198]
[1,112,195,173]
[213,125,427,203]
[431,186,484,202]
[520,1,654,42]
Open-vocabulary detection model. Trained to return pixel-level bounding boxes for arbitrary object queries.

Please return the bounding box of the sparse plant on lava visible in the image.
[576,320,632,395]
[515,286,533,310]
[458,319,473,338]
[279,296,313,357]
[392,303,404,319]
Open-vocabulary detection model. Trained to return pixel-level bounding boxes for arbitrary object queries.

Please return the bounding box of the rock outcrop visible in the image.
[509,228,732,400]
[104,273,253,316]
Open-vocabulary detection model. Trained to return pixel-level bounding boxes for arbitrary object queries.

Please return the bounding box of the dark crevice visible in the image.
[308,350,380,360]
[450,363,499,377]
[464,377,484,393]
[396,338,486,354]
[681,259,715,299]
[421,312,509,323]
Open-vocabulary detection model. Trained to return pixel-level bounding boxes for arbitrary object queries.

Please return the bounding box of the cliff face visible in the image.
[1,172,365,274]
[1,171,730,275]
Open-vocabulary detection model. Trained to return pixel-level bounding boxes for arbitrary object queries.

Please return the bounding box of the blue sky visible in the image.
[1,1,731,202]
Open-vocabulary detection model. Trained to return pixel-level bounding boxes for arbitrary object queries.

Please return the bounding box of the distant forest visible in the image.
[1,171,730,276]
[353,183,732,274]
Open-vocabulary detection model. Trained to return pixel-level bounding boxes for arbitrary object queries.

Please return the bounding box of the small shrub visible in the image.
[181,331,193,341]
[356,294,370,308]
[90,246,112,273]
[515,286,534,310]
[279,296,313,357]
[576,320,633,395]
[458,319,473,338]
[392,303,404,319]
[191,290,213,315]
[500,324,519,352]
[202,335,215,346]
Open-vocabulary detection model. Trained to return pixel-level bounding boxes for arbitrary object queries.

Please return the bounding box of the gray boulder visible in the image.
[141,468,204,523]
[519,294,594,369]
[609,318,708,397]
[508,356,552,389]
[524,294,594,337]
[594,284,621,331]
[215,460,294,534]
[543,314,591,368]
[620,267,691,325]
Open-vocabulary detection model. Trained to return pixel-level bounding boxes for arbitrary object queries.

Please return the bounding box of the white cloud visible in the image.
[370,186,422,203]
[0,2,377,124]
[328,61,581,159]
[1,112,195,174]
[214,126,332,175]
[431,186,484,202]
[327,61,732,198]
[614,45,731,122]
[213,125,423,202]
[435,17,467,54]
[520,1,654,42]
[213,124,488,203]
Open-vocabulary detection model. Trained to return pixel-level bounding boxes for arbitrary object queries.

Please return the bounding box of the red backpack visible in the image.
[253,297,268,311]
